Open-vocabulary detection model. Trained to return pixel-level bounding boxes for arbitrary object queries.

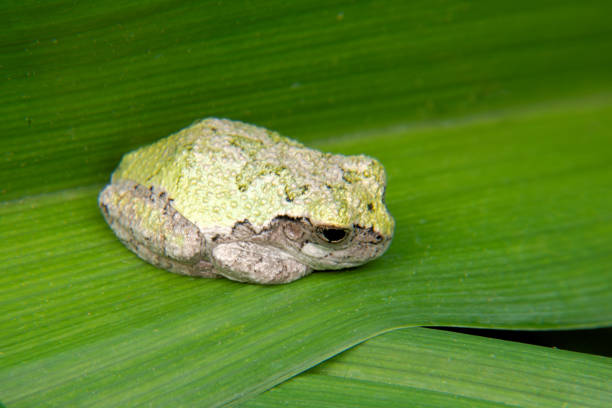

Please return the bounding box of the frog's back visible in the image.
[111,118,393,237]
[111,119,309,232]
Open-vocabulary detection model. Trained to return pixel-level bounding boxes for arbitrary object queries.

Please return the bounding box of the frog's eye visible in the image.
[317,227,349,244]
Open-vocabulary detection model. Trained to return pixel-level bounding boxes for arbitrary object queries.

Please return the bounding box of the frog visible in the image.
[98,118,394,284]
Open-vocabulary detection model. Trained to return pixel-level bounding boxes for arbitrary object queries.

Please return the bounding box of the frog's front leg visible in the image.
[211,242,311,284]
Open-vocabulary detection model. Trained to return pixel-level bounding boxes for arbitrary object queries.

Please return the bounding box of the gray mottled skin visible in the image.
[99,118,394,284]
[100,180,390,284]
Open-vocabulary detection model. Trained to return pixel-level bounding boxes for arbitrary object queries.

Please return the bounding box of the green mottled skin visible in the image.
[112,118,394,236]
[100,118,394,283]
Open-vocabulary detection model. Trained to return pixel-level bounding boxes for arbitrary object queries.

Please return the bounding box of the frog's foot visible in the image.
[211,242,311,284]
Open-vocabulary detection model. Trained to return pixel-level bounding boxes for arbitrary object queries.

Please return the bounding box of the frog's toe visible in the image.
[212,242,311,284]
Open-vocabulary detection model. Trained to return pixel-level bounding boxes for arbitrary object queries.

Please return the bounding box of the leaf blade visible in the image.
[2,100,612,406]
[240,327,612,408]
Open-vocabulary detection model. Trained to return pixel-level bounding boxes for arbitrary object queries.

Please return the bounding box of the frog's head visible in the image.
[264,154,394,270]
[260,214,392,272]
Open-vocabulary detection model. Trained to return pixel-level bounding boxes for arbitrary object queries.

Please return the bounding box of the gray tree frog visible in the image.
[99,118,394,284]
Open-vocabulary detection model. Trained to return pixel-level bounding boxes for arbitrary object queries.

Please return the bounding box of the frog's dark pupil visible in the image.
[322,228,347,242]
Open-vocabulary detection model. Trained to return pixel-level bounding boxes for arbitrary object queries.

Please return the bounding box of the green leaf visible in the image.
[241,327,612,408]
[2,1,612,407]
[3,0,612,199]
[2,101,611,407]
